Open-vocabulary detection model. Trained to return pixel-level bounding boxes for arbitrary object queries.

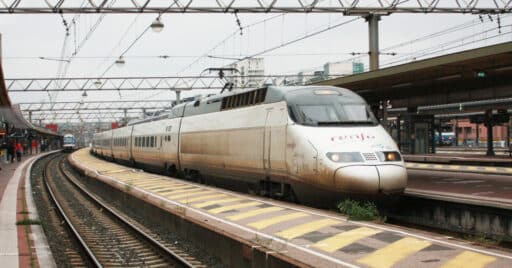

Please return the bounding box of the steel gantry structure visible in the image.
[6,74,337,93]
[0,1,510,14]
[21,100,175,123]
[13,74,336,123]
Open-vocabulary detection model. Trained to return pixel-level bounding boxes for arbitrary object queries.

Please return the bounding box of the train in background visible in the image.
[91,86,407,204]
[63,133,77,152]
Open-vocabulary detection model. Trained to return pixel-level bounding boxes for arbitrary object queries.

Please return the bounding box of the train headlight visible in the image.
[376,151,402,162]
[326,152,363,163]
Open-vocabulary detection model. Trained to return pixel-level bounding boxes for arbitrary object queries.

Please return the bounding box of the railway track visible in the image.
[41,153,206,267]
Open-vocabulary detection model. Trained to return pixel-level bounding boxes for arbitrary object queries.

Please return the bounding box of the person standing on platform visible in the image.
[31,139,37,154]
[7,140,15,163]
[16,141,23,162]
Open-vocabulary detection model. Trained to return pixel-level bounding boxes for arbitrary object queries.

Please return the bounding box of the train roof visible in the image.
[181,85,364,117]
[124,85,364,126]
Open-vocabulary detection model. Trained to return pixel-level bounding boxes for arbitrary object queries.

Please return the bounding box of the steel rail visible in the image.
[41,153,103,268]
[57,154,196,267]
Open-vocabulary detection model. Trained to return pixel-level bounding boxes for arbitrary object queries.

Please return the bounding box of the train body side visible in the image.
[130,119,181,172]
[179,101,288,185]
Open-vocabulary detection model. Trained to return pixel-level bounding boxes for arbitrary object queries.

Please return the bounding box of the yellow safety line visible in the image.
[357,237,431,268]
[145,184,184,190]
[160,188,201,196]
[193,198,242,209]
[276,218,340,240]
[131,182,169,189]
[441,251,496,268]
[208,202,262,214]
[313,227,381,253]
[100,168,132,174]
[227,207,284,221]
[248,212,309,230]
[130,179,169,186]
[143,184,191,191]
[176,194,226,204]
[161,190,208,200]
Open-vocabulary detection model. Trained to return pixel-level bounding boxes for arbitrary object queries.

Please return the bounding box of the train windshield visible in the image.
[64,136,75,143]
[288,93,378,126]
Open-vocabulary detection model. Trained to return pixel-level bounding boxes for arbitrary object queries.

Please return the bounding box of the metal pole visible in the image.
[486,109,495,156]
[367,14,380,71]
[455,119,459,146]
[29,111,32,123]
[507,117,511,148]
[476,123,480,147]
[175,90,181,105]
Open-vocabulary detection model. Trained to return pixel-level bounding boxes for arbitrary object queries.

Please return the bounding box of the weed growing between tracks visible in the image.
[464,234,504,248]
[16,219,41,225]
[338,199,383,221]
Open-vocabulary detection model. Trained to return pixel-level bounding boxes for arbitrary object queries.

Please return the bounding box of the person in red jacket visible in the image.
[16,142,23,162]
[31,140,37,154]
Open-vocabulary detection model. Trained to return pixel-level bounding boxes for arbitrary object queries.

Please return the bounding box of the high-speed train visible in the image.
[63,133,77,152]
[91,86,407,203]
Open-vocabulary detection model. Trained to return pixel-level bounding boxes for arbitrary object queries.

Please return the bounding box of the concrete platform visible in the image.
[406,168,512,210]
[70,148,512,268]
[0,152,55,268]
[405,154,512,168]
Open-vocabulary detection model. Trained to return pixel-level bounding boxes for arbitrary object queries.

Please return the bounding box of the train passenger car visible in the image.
[92,86,407,204]
[63,133,77,152]
[111,127,131,162]
[92,130,112,158]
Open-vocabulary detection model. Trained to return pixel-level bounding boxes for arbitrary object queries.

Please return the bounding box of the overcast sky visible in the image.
[0,12,510,121]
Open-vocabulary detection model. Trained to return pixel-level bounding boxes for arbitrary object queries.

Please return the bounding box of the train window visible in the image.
[227,96,233,108]
[252,90,257,104]
[242,93,247,106]
[229,97,234,108]
[151,136,155,147]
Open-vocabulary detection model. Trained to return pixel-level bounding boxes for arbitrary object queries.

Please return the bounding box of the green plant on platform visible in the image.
[464,234,502,247]
[337,199,380,221]
[16,219,41,225]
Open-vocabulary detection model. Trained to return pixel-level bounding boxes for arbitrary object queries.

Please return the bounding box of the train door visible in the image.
[263,108,272,172]
[264,106,287,173]
[129,126,135,162]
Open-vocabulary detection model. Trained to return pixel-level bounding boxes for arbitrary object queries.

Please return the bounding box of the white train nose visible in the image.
[334,165,407,194]
[334,165,380,194]
[376,165,407,193]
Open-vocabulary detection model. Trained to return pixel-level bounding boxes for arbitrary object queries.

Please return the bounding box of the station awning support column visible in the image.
[485,109,495,156]
[367,14,380,71]
[175,90,181,105]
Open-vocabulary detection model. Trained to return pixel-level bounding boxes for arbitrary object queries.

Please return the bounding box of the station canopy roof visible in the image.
[317,42,512,109]
[0,62,59,136]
